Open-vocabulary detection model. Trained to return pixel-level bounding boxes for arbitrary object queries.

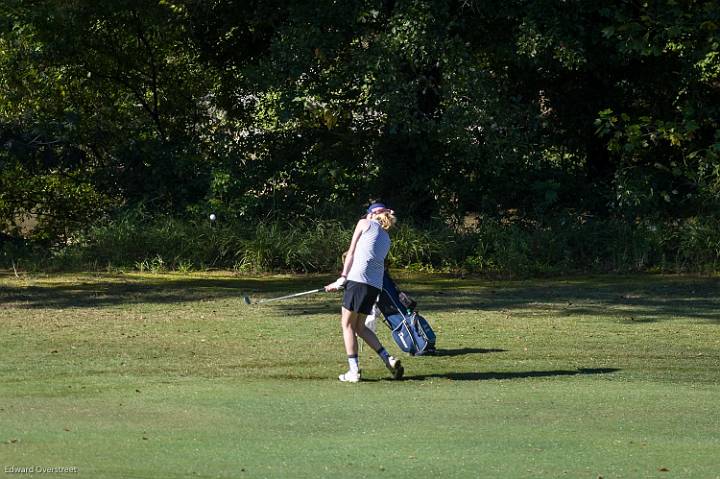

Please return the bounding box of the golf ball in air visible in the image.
[209,213,217,221]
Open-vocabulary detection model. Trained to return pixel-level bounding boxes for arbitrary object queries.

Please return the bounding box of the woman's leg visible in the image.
[340,307,362,381]
[341,307,359,356]
[340,304,404,380]
[353,313,383,352]
[354,310,404,379]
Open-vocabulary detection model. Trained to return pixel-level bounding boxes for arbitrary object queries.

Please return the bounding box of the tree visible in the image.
[2,0,718,244]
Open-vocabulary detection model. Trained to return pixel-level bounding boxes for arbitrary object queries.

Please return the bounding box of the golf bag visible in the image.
[377,271,437,356]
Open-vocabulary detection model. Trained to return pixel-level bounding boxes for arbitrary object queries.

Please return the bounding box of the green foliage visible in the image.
[2,0,720,268]
[234,220,350,273]
[4,214,719,276]
[591,1,720,217]
[37,211,351,274]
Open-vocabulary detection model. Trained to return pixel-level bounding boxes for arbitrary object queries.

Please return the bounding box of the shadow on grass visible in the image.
[413,276,720,323]
[430,348,507,357]
[2,272,719,325]
[0,273,335,310]
[402,367,620,382]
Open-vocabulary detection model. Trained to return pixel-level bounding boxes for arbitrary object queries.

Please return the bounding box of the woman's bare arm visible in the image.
[325,219,369,291]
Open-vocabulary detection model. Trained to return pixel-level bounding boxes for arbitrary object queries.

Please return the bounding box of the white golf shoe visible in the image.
[338,369,361,383]
[386,356,404,380]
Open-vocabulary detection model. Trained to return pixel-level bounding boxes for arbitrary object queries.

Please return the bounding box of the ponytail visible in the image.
[373,211,397,230]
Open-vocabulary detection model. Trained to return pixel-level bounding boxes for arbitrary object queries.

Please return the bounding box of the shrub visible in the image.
[3,212,719,276]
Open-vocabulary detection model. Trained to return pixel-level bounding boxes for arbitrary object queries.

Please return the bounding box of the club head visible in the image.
[243,296,252,305]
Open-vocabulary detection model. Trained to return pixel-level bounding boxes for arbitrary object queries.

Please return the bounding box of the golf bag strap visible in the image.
[382,288,421,351]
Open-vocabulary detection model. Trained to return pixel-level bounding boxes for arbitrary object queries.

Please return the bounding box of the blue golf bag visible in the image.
[377,271,437,356]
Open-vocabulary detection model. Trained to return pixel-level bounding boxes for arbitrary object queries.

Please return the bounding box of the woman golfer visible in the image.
[325,202,404,382]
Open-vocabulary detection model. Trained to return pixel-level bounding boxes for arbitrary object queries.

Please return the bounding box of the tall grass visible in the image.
[43,211,352,274]
[2,212,720,275]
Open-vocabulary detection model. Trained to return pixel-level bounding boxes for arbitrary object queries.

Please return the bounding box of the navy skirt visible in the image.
[342,280,381,315]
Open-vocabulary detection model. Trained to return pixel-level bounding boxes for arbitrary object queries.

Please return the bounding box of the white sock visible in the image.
[347,355,359,373]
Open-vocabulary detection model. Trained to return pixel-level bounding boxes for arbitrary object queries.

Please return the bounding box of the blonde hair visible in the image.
[372,211,397,230]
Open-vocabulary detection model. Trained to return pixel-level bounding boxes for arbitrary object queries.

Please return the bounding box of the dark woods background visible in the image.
[1,0,719,273]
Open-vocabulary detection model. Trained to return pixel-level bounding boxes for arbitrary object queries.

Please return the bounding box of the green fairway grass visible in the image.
[1,272,719,478]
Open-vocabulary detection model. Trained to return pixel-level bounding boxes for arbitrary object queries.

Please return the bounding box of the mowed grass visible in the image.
[0,271,719,479]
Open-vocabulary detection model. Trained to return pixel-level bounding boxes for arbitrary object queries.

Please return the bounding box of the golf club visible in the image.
[243,287,326,305]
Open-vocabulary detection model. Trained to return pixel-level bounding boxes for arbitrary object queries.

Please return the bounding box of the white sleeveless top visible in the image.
[347,220,390,289]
